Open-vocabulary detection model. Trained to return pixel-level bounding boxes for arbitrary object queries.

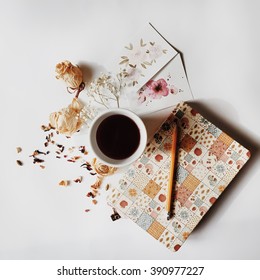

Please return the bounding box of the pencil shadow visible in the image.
[187,100,260,233]
[140,108,173,141]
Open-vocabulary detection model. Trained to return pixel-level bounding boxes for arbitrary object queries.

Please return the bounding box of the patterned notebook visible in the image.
[107,102,251,252]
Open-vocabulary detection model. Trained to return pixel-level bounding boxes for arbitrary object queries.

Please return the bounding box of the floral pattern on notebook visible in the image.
[107,102,251,252]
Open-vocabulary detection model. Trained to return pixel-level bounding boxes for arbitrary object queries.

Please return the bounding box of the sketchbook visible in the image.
[107,102,251,252]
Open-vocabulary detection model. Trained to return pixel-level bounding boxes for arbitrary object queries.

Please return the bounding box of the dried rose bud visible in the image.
[55,60,83,89]
[92,158,117,177]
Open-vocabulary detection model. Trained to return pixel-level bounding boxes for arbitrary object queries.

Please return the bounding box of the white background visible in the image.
[0,0,259,260]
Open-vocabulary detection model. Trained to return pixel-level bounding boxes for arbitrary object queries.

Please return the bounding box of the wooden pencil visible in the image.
[166,123,178,220]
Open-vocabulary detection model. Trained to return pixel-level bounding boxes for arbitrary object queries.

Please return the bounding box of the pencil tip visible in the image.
[167,212,172,220]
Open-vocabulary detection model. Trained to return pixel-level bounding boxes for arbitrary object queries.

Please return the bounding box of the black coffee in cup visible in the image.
[96,114,140,160]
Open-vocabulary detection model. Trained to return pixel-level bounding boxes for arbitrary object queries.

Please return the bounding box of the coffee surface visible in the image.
[96,114,140,160]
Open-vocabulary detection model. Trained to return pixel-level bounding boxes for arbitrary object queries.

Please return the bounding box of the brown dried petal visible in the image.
[74,176,83,183]
[90,176,103,189]
[16,160,23,166]
[59,180,69,187]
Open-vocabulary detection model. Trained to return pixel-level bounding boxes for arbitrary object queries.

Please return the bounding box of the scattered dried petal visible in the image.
[59,180,69,187]
[74,176,83,183]
[73,156,81,161]
[85,209,90,213]
[30,150,46,157]
[92,199,98,205]
[40,165,45,169]
[80,162,92,171]
[33,157,44,164]
[79,146,87,154]
[87,192,95,198]
[90,176,103,189]
[105,184,110,191]
[16,147,22,153]
[41,124,54,132]
[16,160,23,166]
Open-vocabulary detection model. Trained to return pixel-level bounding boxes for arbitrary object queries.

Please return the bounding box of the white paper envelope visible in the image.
[107,23,193,114]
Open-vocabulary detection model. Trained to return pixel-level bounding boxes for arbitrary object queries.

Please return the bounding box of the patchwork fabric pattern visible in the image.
[107,102,251,252]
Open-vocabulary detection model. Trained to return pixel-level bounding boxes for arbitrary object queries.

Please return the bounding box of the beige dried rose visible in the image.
[92,158,117,177]
[49,98,86,136]
[90,176,103,189]
[55,60,83,89]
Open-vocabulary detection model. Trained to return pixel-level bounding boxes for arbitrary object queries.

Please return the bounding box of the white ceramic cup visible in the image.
[88,108,147,167]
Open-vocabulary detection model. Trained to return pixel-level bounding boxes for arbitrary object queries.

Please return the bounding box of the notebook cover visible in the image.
[107,102,251,252]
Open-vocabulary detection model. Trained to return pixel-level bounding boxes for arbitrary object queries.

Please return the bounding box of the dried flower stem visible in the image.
[88,71,127,109]
[67,81,85,98]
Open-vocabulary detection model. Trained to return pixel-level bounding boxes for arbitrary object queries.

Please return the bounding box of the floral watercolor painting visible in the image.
[119,39,167,86]
[106,23,193,114]
[127,53,193,114]
[138,76,179,104]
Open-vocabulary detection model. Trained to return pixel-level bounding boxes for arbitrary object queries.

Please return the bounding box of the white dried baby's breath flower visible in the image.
[87,71,127,108]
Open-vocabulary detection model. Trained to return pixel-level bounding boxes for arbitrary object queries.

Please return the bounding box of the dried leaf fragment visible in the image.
[87,192,95,198]
[59,180,69,187]
[30,150,46,157]
[16,160,23,166]
[90,176,103,189]
[41,124,54,132]
[79,146,88,155]
[33,157,44,164]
